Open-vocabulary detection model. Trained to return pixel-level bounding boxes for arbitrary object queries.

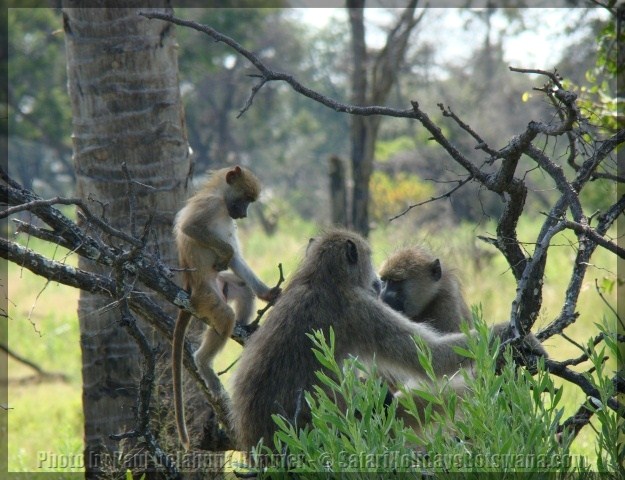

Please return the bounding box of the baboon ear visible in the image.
[226,165,242,185]
[305,237,316,256]
[346,239,358,265]
[431,259,442,281]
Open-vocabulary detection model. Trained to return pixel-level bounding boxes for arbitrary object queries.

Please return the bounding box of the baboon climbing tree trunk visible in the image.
[62,3,193,477]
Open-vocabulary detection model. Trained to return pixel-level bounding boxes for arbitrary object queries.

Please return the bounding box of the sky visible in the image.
[290,7,608,74]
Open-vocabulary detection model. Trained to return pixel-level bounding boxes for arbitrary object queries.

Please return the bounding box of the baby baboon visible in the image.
[173,165,281,450]
[229,229,474,452]
[379,246,472,332]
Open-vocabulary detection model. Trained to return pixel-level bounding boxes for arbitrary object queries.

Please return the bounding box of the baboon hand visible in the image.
[214,256,231,272]
[258,286,281,303]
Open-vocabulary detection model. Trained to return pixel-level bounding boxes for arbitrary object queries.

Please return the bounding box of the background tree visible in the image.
[62,3,193,477]
[8,8,73,196]
[346,0,422,236]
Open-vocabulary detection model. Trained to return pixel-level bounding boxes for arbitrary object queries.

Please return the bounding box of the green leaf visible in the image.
[411,388,443,405]
[452,346,475,359]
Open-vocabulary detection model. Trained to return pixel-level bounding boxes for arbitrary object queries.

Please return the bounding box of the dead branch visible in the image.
[0,343,70,382]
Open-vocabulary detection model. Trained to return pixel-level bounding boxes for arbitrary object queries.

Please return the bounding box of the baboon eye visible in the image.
[383,279,401,291]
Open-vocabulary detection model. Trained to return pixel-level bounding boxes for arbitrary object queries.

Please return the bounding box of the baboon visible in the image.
[379,246,472,333]
[229,229,474,452]
[379,246,547,357]
[378,246,548,429]
[172,165,281,450]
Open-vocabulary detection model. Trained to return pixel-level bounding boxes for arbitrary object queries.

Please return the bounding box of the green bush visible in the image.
[369,170,434,223]
[239,311,621,479]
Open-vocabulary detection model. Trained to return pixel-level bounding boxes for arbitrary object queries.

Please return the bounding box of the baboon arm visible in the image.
[179,196,229,241]
[189,229,234,268]
[359,298,471,378]
[229,254,271,299]
[181,206,235,269]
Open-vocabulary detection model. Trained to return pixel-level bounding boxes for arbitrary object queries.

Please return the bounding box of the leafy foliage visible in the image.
[241,313,622,477]
[573,19,623,133]
[369,170,434,223]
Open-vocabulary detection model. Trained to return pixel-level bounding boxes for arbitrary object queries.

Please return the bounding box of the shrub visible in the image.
[369,170,434,223]
[240,311,621,478]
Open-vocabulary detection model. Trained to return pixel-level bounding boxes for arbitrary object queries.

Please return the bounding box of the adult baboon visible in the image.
[230,229,473,451]
[379,246,472,332]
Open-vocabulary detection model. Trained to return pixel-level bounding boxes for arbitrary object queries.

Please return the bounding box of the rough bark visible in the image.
[62,3,193,477]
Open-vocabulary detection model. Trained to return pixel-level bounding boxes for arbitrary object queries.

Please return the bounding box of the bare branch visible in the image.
[543,358,624,418]
[0,343,69,382]
[538,194,624,341]
[525,144,586,222]
[557,217,625,259]
[140,11,421,120]
[438,104,499,158]
[509,66,565,90]
[388,175,474,222]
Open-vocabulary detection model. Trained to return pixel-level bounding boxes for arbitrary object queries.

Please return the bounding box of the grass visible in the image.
[4,238,83,474]
[4,212,619,473]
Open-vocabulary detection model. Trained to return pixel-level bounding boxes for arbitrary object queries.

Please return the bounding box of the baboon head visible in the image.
[302,229,378,293]
[379,246,443,318]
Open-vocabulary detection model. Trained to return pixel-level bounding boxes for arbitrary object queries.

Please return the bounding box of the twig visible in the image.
[538,194,625,341]
[541,214,625,259]
[140,11,423,120]
[217,357,239,376]
[0,196,82,219]
[509,66,564,90]
[121,162,138,238]
[438,104,499,158]
[594,279,625,332]
[248,263,285,329]
[1,343,70,382]
[388,175,474,222]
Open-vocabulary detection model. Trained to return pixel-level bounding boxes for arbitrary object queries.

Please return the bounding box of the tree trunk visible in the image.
[328,155,349,228]
[346,0,370,237]
[346,0,420,237]
[63,3,194,477]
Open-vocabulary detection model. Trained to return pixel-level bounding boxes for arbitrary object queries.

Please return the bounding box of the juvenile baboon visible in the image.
[229,229,474,452]
[173,165,281,450]
[379,246,472,332]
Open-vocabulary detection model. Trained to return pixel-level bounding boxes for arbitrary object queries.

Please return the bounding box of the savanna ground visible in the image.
[4,212,619,473]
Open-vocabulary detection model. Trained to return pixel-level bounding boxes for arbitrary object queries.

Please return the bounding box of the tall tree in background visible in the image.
[62,3,191,477]
[346,0,422,236]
